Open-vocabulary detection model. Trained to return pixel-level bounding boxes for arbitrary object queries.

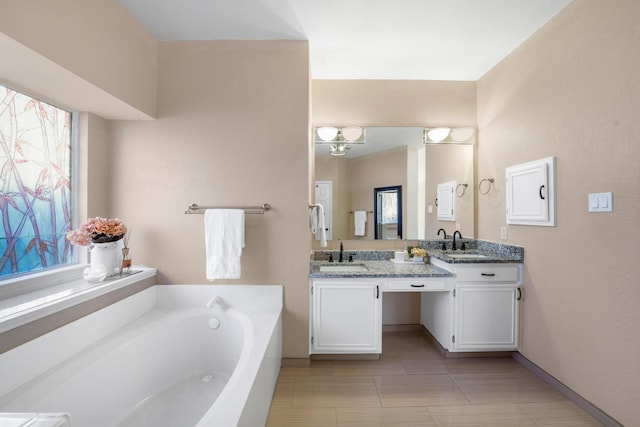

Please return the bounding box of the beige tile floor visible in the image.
[267,330,602,426]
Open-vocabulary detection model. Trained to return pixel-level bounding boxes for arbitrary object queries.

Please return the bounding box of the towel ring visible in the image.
[479,178,495,195]
[456,183,468,198]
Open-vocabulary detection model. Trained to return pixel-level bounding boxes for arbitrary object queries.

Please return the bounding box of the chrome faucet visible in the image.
[339,242,344,263]
[437,228,448,250]
[206,295,227,311]
[452,230,462,251]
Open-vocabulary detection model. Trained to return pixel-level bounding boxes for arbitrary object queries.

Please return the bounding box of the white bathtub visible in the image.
[0,284,282,427]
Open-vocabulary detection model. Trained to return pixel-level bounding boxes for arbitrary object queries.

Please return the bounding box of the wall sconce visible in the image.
[423,127,475,144]
[315,126,366,157]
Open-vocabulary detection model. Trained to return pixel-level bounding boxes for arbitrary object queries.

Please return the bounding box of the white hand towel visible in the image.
[354,210,367,236]
[313,204,327,247]
[310,206,318,234]
[204,209,245,280]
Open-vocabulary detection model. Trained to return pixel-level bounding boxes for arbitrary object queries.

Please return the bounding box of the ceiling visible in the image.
[120,0,572,81]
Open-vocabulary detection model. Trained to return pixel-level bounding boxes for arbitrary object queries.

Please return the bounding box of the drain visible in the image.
[202,374,213,383]
[208,317,221,329]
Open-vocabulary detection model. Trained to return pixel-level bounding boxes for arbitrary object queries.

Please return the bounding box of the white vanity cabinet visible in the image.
[429,260,522,352]
[453,283,519,351]
[310,279,382,354]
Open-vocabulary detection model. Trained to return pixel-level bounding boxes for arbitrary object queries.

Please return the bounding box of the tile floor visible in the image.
[267,330,602,426]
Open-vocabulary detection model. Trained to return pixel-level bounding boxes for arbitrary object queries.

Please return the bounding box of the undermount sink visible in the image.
[319,264,369,272]
[447,253,489,260]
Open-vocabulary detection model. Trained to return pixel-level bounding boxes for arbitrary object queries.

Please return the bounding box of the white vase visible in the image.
[89,241,118,279]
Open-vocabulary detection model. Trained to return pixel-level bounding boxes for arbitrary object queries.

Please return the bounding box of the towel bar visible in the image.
[185,203,271,214]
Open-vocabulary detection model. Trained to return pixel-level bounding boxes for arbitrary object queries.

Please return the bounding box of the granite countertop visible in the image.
[426,249,523,264]
[309,260,453,279]
[310,241,523,278]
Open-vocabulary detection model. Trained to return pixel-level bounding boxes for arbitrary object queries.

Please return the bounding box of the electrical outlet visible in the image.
[500,226,507,240]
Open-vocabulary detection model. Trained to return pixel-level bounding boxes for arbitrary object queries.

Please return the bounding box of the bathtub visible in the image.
[0,284,282,427]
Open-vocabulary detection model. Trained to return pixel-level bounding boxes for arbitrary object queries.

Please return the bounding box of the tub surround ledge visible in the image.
[0,266,157,354]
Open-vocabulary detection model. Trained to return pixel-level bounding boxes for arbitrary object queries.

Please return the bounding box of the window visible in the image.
[0,84,73,279]
[374,185,402,240]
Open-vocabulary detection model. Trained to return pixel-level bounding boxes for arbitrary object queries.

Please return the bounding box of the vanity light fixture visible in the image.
[341,126,364,142]
[314,126,366,144]
[426,127,451,142]
[317,126,339,142]
[423,127,475,144]
[315,126,366,157]
[450,127,475,142]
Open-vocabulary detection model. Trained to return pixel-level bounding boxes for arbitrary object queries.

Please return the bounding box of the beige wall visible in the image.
[108,41,311,358]
[0,0,157,118]
[476,1,640,424]
[79,113,110,219]
[313,80,476,127]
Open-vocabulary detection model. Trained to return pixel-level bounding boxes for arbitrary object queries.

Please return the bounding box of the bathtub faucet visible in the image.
[206,295,228,311]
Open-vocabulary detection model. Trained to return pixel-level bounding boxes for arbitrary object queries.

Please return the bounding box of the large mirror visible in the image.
[314,127,475,242]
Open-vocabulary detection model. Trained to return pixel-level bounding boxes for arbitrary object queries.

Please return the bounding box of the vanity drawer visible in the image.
[387,279,450,292]
[454,265,521,283]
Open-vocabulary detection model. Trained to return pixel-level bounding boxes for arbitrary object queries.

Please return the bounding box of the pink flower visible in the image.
[66,217,127,246]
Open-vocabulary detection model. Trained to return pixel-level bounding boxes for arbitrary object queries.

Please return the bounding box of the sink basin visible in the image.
[447,254,489,260]
[319,264,369,272]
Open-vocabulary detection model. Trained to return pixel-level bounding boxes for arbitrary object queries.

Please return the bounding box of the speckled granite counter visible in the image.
[310,240,523,278]
[426,249,523,264]
[425,240,523,264]
[309,260,453,279]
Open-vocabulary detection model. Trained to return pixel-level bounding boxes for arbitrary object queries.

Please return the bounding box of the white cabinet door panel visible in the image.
[311,280,381,354]
[437,181,456,221]
[506,156,556,226]
[454,284,519,351]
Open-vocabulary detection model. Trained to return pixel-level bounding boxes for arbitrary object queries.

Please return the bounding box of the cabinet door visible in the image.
[311,281,381,354]
[437,181,456,221]
[453,284,519,351]
[506,156,555,226]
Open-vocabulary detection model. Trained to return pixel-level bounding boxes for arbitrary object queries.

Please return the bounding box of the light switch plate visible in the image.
[588,192,613,212]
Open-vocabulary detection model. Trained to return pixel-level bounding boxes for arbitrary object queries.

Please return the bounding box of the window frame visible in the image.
[0,85,85,296]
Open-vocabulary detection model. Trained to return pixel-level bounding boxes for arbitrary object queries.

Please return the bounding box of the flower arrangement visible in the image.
[66,217,127,246]
[410,247,427,258]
